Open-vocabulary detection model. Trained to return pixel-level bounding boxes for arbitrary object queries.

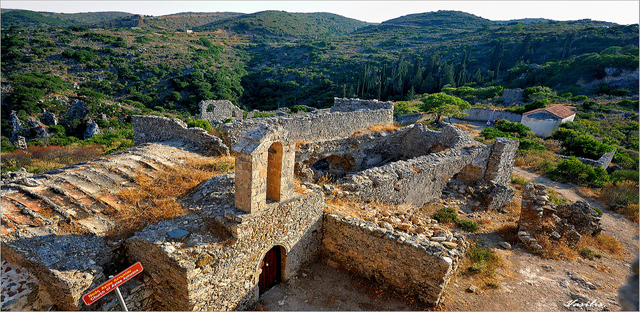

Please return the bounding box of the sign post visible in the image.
[82,262,143,308]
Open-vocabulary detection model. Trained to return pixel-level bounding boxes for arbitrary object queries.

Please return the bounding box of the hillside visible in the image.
[0,8,637,163]
[197,10,370,39]
[1,10,132,28]
[382,10,495,29]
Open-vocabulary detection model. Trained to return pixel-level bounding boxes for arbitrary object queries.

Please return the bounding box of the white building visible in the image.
[521,105,576,137]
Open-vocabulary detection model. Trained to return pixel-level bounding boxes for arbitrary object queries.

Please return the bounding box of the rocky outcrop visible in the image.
[83,118,100,139]
[25,117,50,139]
[9,111,25,141]
[40,110,58,126]
[618,257,639,311]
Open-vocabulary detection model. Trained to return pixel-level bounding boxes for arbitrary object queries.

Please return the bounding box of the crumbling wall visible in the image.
[335,127,517,207]
[132,115,229,156]
[221,98,394,147]
[560,148,616,169]
[199,100,243,126]
[484,138,520,185]
[1,235,111,311]
[517,183,602,250]
[462,107,522,122]
[321,213,468,305]
[126,182,324,311]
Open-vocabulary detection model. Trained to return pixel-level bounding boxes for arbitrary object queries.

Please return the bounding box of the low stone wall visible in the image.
[132,115,229,156]
[221,98,394,147]
[126,180,324,311]
[321,213,468,305]
[462,107,522,123]
[560,148,616,169]
[395,112,428,124]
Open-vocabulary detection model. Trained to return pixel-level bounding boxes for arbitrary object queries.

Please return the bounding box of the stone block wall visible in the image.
[484,138,520,185]
[199,100,243,126]
[462,107,522,123]
[560,148,616,169]
[395,112,428,124]
[321,213,468,305]
[132,115,229,156]
[221,98,394,147]
[502,88,524,105]
[126,187,324,311]
[340,144,491,207]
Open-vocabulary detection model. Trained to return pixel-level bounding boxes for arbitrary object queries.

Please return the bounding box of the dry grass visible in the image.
[324,197,415,220]
[460,244,506,291]
[108,156,234,240]
[535,235,579,260]
[542,140,561,153]
[2,145,104,174]
[514,150,560,172]
[497,224,520,246]
[600,180,639,223]
[579,233,625,260]
[352,125,400,136]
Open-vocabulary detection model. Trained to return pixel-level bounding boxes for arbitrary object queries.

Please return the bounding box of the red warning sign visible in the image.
[82,262,143,306]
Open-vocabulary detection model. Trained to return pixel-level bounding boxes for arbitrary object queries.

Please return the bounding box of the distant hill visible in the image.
[496,18,554,24]
[382,10,495,29]
[196,10,370,38]
[142,12,243,30]
[1,10,132,28]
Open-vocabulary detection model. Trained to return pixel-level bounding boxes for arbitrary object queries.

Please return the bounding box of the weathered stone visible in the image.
[498,242,511,249]
[467,285,479,293]
[84,118,100,140]
[442,242,458,249]
[199,100,243,126]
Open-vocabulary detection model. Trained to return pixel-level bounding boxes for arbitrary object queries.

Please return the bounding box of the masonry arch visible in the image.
[267,142,283,202]
[257,245,287,294]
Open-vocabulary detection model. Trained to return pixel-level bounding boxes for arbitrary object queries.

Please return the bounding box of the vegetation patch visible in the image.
[109,156,235,240]
[432,207,479,232]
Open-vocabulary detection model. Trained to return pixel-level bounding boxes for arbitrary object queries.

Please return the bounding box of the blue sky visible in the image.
[2,1,639,25]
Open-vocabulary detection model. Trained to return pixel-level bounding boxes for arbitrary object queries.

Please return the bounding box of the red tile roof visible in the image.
[524,105,576,119]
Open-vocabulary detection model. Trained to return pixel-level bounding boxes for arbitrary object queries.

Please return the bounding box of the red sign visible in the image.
[82,262,143,306]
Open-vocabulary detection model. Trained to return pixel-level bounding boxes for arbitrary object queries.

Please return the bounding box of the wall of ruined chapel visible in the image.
[199,100,244,126]
[337,127,518,207]
[560,148,616,169]
[462,107,522,123]
[295,124,486,183]
[321,214,467,305]
[132,115,229,156]
[221,98,394,147]
[126,175,324,311]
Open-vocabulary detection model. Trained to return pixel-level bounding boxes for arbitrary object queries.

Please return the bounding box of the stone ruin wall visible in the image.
[517,183,602,250]
[462,107,522,123]
[335,125,519,208]
[321,213,468,305]
[199,100,244,126]
[560,148,617,169]
[502,88,524,105]
[221,98,394,147]
[132,115,229,156]
[126,174,325,311]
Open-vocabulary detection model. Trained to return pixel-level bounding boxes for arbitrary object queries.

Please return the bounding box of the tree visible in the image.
[420,92,471,123]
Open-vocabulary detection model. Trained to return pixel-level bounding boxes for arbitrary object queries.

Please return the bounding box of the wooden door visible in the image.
[258,246,281,293]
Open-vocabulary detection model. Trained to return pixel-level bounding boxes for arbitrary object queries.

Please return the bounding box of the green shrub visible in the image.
[546,157,610,188]
[571,95,589,102]
[580,248,602,260]
[518,139,546,151]
[289,105,308,113]
[433,207,458,223]
[591,207,604,217]
[186,119,212,131]
[496,120,531,137]
[610,170,639,184]
[480,127,514,140]
[458,219,479,232]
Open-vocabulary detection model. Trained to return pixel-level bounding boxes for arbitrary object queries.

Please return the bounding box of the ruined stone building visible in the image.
[1,98,518,311]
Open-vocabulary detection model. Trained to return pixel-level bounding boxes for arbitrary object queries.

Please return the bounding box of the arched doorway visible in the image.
[258,246,283,293]
[266,142,283,202]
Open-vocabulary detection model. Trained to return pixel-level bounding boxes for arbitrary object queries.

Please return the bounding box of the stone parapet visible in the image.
[321,213,468,305]
[132,115,229,156]
[221,98,394,147]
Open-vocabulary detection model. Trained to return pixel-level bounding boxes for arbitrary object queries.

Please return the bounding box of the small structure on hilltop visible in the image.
[521,105,576,137]
[199,100,244,126]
